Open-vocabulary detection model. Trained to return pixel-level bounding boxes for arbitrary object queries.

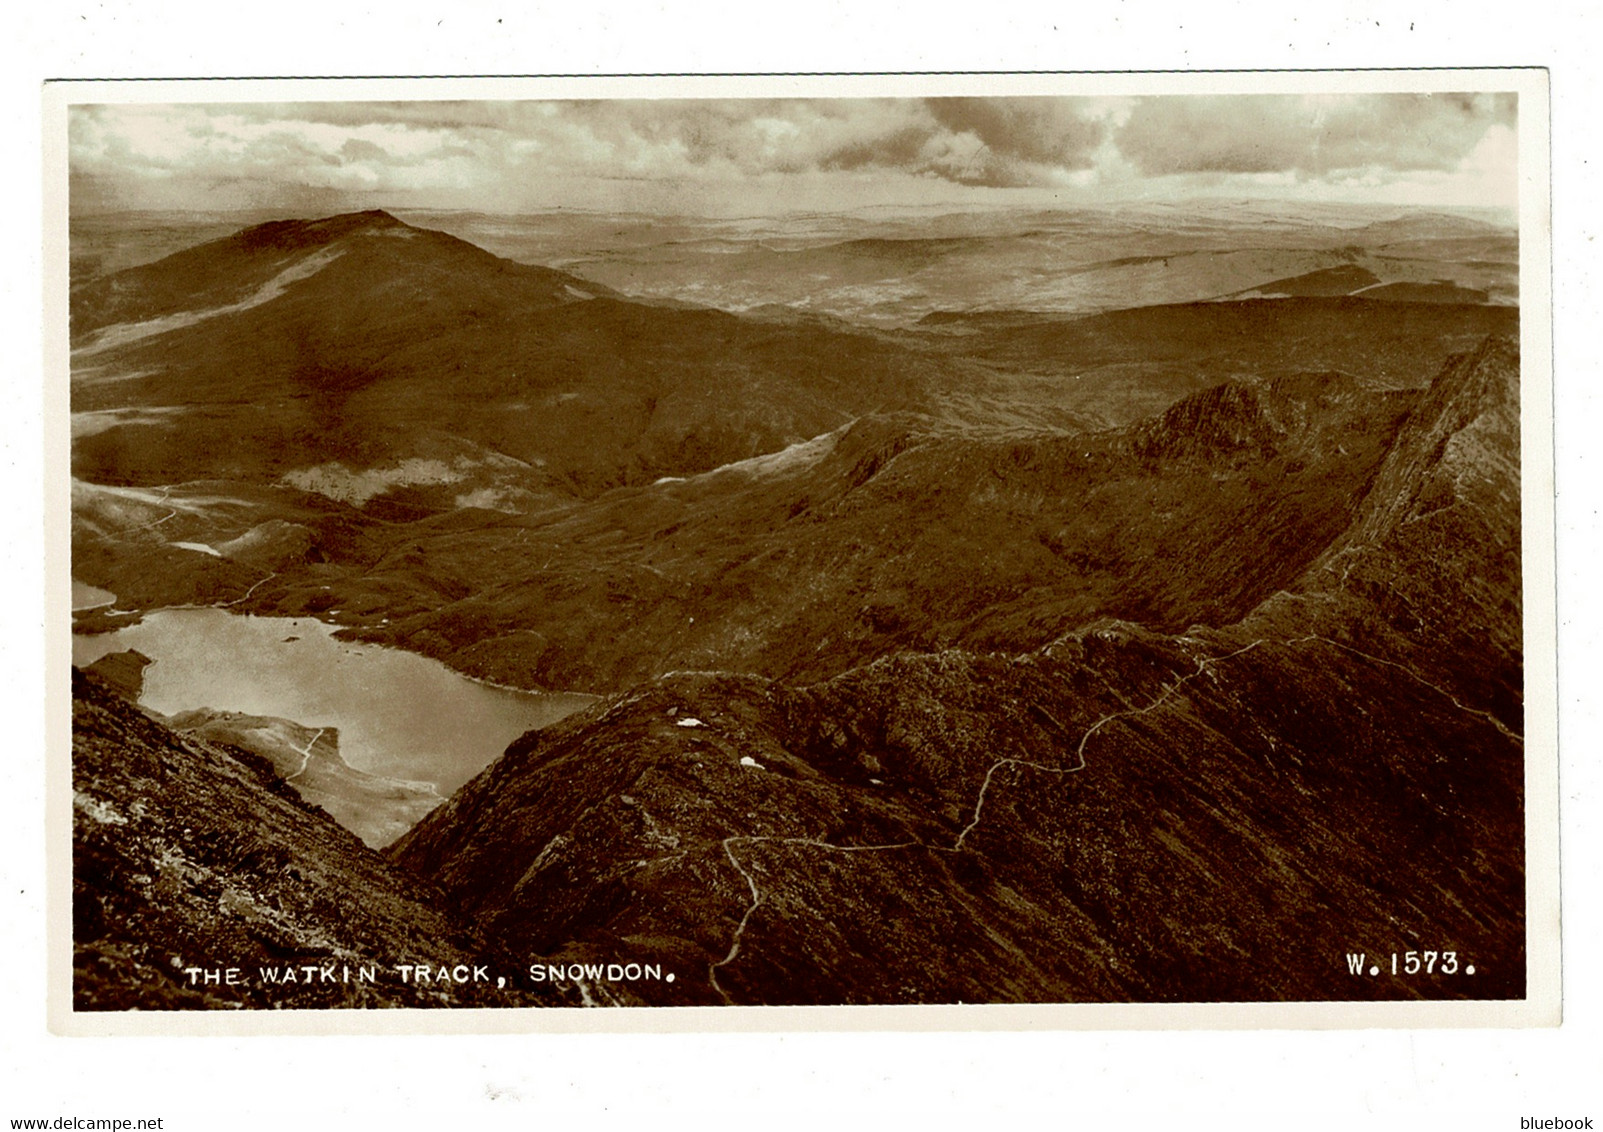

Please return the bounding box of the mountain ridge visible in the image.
[333,363,1417,693]
[66,210,1528,1008]
[386,337,1524,1005]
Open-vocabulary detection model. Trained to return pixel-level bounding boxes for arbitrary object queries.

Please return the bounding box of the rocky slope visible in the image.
[71,669,560,1009]
[389,338,1525,1006]
[344,368,1418,692]
[68,209,1527,1009]
[78,646,443,849]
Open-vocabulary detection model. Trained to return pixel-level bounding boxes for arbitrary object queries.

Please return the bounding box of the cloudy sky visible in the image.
[68,92,1519,216]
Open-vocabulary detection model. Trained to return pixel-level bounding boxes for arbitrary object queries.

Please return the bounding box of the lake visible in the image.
[72,607,597,793]
[72,579,117,611]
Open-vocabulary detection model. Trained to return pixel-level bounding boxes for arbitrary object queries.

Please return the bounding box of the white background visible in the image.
[3,3,1597,1127]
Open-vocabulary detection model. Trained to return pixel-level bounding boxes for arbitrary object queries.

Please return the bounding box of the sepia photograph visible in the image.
[49,72,1554,1027]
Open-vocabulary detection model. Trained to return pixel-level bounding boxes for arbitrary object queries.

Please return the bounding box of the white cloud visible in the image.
[69,94,1520,215]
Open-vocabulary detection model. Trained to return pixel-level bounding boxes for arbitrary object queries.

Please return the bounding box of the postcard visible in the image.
[44,69,1556,1033]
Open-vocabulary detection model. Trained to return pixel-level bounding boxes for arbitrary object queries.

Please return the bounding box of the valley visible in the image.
[67,201,1526,1008]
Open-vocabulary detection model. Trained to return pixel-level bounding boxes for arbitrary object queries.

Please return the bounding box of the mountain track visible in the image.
[704,629,1520,1002]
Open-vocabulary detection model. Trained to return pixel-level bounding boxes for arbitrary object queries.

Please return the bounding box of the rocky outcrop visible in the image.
[82,649,151,701]
[165,708,443,849]
[350,370,1416,693]
[390,339,1524,1006]
[71,669,550,1009]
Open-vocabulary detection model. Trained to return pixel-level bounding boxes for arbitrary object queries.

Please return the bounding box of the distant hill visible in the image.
[69,214,1520,700]
[71,210,955,499]
[433,202,1515,325]
[68,206,1527,1008]
[1221,264,1382,298]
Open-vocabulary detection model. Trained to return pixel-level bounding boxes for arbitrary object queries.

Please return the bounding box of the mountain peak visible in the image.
[231,208,410,253]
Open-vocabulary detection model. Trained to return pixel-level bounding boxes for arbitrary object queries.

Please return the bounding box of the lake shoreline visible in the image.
[72,592,604,702]
[71,606,596,795]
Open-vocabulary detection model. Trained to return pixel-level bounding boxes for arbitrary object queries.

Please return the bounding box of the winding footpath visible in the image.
[138,485,179,532]
[220,570,279,608]
[705,631,1523,1002]
[284,727,327,782]
[1299,635,1523,745]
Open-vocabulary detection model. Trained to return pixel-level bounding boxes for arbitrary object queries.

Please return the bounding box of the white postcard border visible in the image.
[42,67,1557,1036]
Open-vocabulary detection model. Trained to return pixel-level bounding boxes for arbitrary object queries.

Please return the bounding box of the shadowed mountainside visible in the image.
[389,338,1524,1005]
[71,211,1517,701]
[340,369,1418,692]
[916,296,1514,427]
[72,668,569,1009]
[68,210,1526,1008]
[71,210,960,500]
